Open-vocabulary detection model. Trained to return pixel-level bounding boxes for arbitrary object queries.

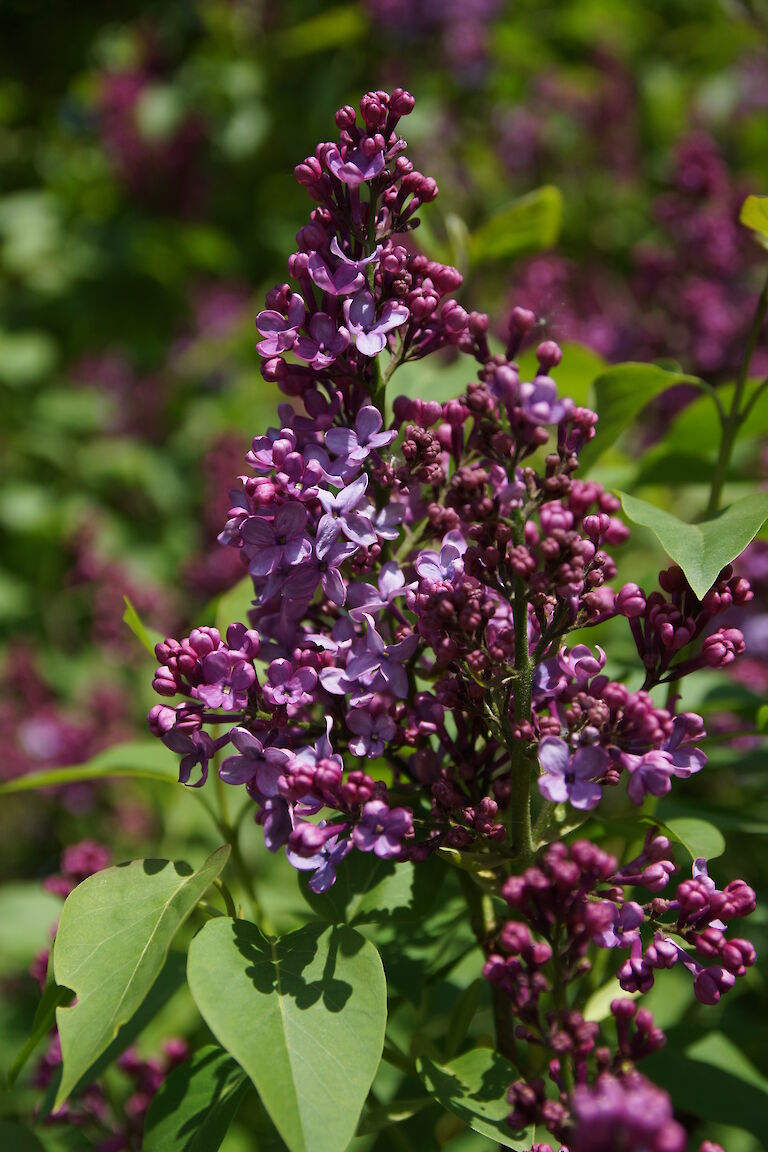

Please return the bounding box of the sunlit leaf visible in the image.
[143,1046,249,1152]
[468,186,562,265]
[419,1048,533,1149]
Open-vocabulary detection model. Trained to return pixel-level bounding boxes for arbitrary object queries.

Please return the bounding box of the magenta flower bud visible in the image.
[389,87,415,116]
[720,937,756,975]
[702,627,745,667]
[616,582,646,618]
[693,965,735,1004]
[536,340,562,370]
[583,513,610,540]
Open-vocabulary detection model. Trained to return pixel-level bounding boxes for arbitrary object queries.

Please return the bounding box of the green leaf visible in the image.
[53,846,229,1108]
[419,1048,533,1149]
[618,490,768,599]
[187,918,386,1152]
[740,194,768,249]
[143,1046,249,1152]
[301,852,444,925]
[357,1097,433,1135]
[275,6,366,56]
[0,1122,46,1152]
[0,739,182,795]
[661,816,725,861]
[468,186,562,266]
[122,595,162,657]
[579,363,704,474]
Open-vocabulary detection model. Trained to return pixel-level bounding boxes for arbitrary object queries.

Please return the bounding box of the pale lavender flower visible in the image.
[242,504,312,576]
[348,561,409,621]
[518,374,570,425]
[625,750,675,805]
[325,406,396,463]
[537,737,605,810]
[325,144,385,187]
[344,290,409,356]
[263,659,318,711]
[344,614,419,698]
[316,475,377,549]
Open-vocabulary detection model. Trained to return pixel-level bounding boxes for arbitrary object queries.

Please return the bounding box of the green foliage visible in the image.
[187,918,386,1152]
[143,1046,250,1152]
[122,595,162,657]
[53,847,229,1107]
[0,1122,46,1152]
[468,186,562,266]
[300,852,444,924]
[0,740,183,796]
[419,1048,534,1148]
[619,491,768,598]
[0,883,61,977]
[740,195,768,249]
[661,816,725,862]
[579,362,704,474]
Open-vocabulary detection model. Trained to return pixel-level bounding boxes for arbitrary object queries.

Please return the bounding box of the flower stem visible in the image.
[507,518,535,865]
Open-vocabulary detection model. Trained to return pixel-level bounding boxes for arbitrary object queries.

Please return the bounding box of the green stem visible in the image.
[214,877,238,919]
[507,518,535,865]
[706,270,768,517]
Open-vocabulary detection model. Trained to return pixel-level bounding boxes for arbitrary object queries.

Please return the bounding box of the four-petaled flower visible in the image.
[263,659,318,712]
[537,737,606,810]
[242,504,312,576]
[194,651,255,711]
[343,614,419,698]
[219,727,292,796]
[347,709,397,757]
[316,475,376,549]
[353,800,413,857]
[344,290,409,356]
[294,312,349,369]
[325,405,396,464]
[255,294,305,356]
[325,144,385,187]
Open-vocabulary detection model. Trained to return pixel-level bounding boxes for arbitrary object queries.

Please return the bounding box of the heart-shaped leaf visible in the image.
[661,816,725,862]
[53,846,229,1108]
[419,1048,533,1149]
[143,1046,249,1152]
[619,491,768,599]
[579,363,704,473]
[187,918,386,1152]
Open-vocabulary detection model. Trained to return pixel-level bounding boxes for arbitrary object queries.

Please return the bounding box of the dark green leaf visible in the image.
[187,918,386,1152]
[579,363,704,474]
[143,1046,249,1152]
[0,1122,46,1151]
[356,1097,433,1135]
[53,847,229,1108]
[618,491,768,599]
[469,186,562,265]
[301,852,444,924]
[0,739,182,795]
[9,942,74,1086]
[419,1048,533,1149]
[275,6,366,56]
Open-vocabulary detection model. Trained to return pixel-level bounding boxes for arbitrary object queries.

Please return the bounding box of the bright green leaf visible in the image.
[579,363,704,474]
[661,816,725,861]
[143,1046,249,1152]
[122,595,161,657]
[0,739,181,795]
[0,882,61,977]
[618,491,768,599]
[276,6,366,56]
[419,1048,533,1149]
[468,186,562,266]
[187,918,386,1152]
[53,846,229,1108]
[740,194,768,249]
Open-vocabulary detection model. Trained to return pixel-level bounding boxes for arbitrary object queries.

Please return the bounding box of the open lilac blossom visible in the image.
[316,475,377,549]
[344,290,409,356]
[624,750,675,805]
[161,729,216,788]
[193,651,255,711]
[242,504,311,576]
[348,560,410,621]
[415,536,466,584]
[283,539,358,606]
[255,293,305,356]
[294,312,350,368]
[325,143,385,187]
[347,709,397,757]
[537,737,605,809]
[325,405,396,463]
[344,615,419,698]
[352,800,413,857]
[307,252,366,297]
[286,830,352,893]
[518,374,571,425]
[591,901,645,948]
[219,727,292,795]
[262,660,318,711]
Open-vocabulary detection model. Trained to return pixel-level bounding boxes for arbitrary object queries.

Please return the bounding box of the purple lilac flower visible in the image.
[256,294,305,356]
[348,560,410,621]
[352,800,412,857]
[325,405,396,463]
[557,644,606,685]
[518,374,570,425]
[570,1073,686,1152]
[624,750,675,805]
[325,144,385,187]
[591,901,645,948]
[344,615,419,698]
[193,651,255,711]
[537,737,605,809]
[347,709,397,756]
[294,313,350,368]
[316,475,377,549]
[344,290,410,356]
[242,504,312,576]
[161,729,216,788]
[283,539,359,607]
[415,535,466,583]
[262,660,318,711]
[307,240,379,296]
[664,713,707,778]
[286,831,352,893]
[219,728,292,795]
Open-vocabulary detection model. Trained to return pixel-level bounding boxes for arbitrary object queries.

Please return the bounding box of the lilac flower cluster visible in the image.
[485,835,754,1146]
[148,91,757,1142]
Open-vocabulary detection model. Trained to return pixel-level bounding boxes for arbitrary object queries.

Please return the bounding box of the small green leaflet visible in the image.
[122,595,162,656]
[419,1048,534,1149]
[468,186,562,266]
[618,490,768,599]
[740,194,768,249]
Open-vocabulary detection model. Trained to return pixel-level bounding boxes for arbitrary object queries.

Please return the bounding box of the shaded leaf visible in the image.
[301,852,444,925]
[9,942,74,1086]
[0,1122,46,1151]
[419,1048,533,1149]
[356,1097,433,1135]
[187,918,386,1152]
[53,847,229,1108]
[579,363,704,474]
[143,1046,249,1152]
[618,491,768,599]
[468,186,562,265]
